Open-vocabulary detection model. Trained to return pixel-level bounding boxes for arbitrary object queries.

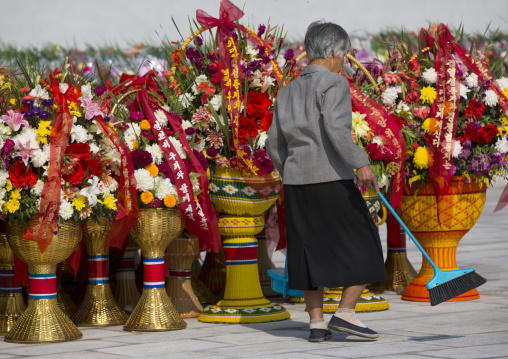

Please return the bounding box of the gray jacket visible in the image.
[266,64,370,185]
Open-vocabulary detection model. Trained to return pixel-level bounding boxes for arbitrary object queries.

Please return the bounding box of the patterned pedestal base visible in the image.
[323,288,390,313]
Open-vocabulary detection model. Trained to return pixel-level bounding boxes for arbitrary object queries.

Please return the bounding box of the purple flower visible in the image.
[490,153,506,169]
[193,149,208,171]
[132,149,153,168]
[1,140,15,157]
[182,159,191,174]
[185,127,195,136]
[207,53,217,62]
[458,148,471,158]
[257,24,266,37]
[141,131,155,141]
[194,58,203,71]
[206,64,218,75]
[164,129,175,137]
[470,154,490,174]
[41,99,54,107]
[278,38,284,49]
[241,145,252,157]
[284,49,294,62]
[22,99,34,107]
[253,149,274,175]
[261,55,271,64]
[158,162,175,184]
[206,147,218,157]
[195,36,203,46]
[130,111,144,121]
[232,32,238,41]
[40,111,51,119]
[462,140,472,148]
[94,86,107,97]
[149,198,162,208]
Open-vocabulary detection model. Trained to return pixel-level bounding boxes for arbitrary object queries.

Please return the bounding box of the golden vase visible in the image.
[72,218,128,326]
[0,235,26,336]
[166,235,203,318]
[5,222,82,343]
[199,168,290,324]
[400,177,487,302]
[123,208,187,331]
[113,238,141,314]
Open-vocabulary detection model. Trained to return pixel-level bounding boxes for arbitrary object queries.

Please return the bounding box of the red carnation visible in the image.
[65,143,91,161]
[478,124,499,143]
[463,99,485,120]
[259,112,273,132]
[238,114,261,144]
[89,159,103,176]
[366,143,383,161]
[463,123,480,142]
[246,92,272,119]
[405,90,420,104]
[9,160,38,189]
[63,161,87,185]
[210,72,223,84]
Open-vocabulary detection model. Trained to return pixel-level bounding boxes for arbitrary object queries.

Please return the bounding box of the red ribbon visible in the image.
[348,81,406,208]
[23,84,75,252]
[96,115,139,249]
[136,90,221,253]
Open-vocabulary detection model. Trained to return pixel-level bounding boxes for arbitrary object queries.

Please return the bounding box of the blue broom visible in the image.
[377,192,487,306]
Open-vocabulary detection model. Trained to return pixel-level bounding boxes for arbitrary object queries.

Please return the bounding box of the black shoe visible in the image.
[328,315,379,339]
[308,329,332,342]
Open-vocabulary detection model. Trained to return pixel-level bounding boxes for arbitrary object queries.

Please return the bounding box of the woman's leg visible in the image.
[335,284,367,327]
[303,287,324,319]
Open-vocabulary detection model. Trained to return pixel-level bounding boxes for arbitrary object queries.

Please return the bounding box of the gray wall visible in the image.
[1,0,507,48]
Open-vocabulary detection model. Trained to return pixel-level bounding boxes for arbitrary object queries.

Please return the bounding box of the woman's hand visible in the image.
[357,165,379,194]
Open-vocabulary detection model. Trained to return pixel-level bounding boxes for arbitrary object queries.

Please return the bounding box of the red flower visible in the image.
[63,161,87,185]
[246,92,272,119]
[89,159,103,177]
[463,123,480,142]
[171,49,185,67]
[66,143,91,161]
[408,58,421,77]
[62,144,95,185]
[405,90,420,104]
[259,112,273,132]
[463,99,485,120]
[238,114,261,144]
[210,72,223,84]
[478,124,499,143]
[9,160,38,189]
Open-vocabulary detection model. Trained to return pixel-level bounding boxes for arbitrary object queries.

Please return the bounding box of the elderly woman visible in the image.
[266,21,387,342]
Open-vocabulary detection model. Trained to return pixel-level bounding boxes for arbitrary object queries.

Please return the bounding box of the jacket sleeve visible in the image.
[265,102,287,175]
[321,75,370,169]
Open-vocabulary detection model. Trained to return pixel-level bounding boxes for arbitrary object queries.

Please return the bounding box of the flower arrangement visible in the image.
[0,66,121,230]
[369,24,508,187]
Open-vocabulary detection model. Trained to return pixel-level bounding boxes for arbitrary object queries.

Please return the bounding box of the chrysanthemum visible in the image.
[466,73,478,88]
[422,68,437,84]
[420,86,437,105]
[134,169,154,192]
[154,110,168,127]
[31,180,44,197]
[381,87,399,105]
[413,147,429,169]
[146,143,164,165]
[153,177,177,200]
[192,106,213,130]
[495,136,508,153]
[483,90,498,107]
[59,201,74,220]
[0,170,8,188]
[206,130,224,149]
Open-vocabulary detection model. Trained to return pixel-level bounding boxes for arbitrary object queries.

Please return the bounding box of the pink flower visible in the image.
[79,97,103,120]
[14,140,38,166]
[1,110,29,131]
[413,107,429,120]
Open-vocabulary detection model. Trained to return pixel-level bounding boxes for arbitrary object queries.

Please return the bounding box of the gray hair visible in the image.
[304,21,351,62]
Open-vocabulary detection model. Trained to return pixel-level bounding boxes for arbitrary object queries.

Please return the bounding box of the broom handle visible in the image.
[377,192,440,272]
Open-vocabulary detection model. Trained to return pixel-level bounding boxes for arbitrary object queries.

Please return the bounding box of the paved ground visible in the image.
[1,181,507,358]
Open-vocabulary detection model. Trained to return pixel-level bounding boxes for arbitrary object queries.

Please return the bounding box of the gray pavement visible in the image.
[1,181,507,358]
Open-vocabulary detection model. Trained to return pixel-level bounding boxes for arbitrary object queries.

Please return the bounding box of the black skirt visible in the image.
[284,180,387,290]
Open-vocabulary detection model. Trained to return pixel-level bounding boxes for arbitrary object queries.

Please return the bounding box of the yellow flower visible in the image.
[3,199,20,213]
[145,163,159,177]
[413,147,429,169]
[10,98,17,106]
[5,180,12,192]
[421,118,441,134]
[140,191,154,204]
[72,195,87,211]
[503,88,508,99]
[351,111,371,138]
[132,141,139,150]
[140,120,151,131]
[501,115,508,127]
[163,195,176,208]
[67,101,82,118]
[10,189,21,200]
[36,120,52,144]
[408,175,421,186]
[98,193,118,211]
[420,86,437,105]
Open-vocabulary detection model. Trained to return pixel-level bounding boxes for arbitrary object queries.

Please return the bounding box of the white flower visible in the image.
[124,122,141,149]
[90,143,100,154]
[134,169,154,192]
[109,178,119,193]
[352,112,371,138]
[0,188,6,208]
[257,132,268,148]
[378,174,389,188]
[181,120,193,130]
[452,140,462,158]
[177,94,195,109]
[242,186,255,196]
[59,201,74,220]
[29,85,50,100]
[261,76,276,92]
[372,136,384,146]
[466,73,478,88]
[496,77,508,91]
[70,124,90,143]
[153,177,177,200]
[210,94,222,111]
[422,68,437,84]
[276,55,286,69]
[79,176,101,207]
[191,176,200,192]
[80,84,92,100]
[246,45,259,58]
[209,183,220,193]
[223,184,238,195]
[395,101,410,114]
[31,149,48,168]
[154,110,168,127]
[192,75,209,94]
[381,87,399,105]
[460,83,470,99]
[0,170,7,188]
[0,122,12,136]
[59,83,69,94]
[169,136,186,159]
[194,139,206,152]
[161,105,170,112]
[495,136,508,153]
[483,90,498,107]
[14,127,38,149]
[146,143,164,165]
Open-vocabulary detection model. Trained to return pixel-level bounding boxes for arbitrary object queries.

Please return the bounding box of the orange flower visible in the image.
[132,141,139,150]
[140,120,151,131]
[140,191,154,204]
[422,118,441,134]
[164,195,176,208]
[145,163,159,177]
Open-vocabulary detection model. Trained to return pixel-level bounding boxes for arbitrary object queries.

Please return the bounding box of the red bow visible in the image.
[196,0,244,53]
